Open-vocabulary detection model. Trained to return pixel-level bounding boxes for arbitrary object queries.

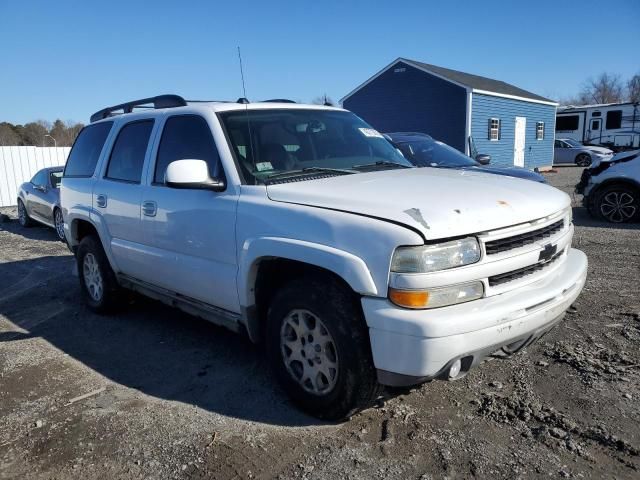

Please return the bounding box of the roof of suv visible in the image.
[89,94,344,123]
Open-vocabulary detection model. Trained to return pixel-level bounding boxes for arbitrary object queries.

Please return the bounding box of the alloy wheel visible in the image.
[54,209,65,240]
[83,253,104,301]
[280,309,339,395]
[576,154,591,167]
[600,191,637,223]
[18,202,26,225]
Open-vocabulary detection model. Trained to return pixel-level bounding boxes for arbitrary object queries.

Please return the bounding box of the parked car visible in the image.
[17,166,65,240]
[554,138,613,167]
[61,95,587,420]
[387,132,546,183]
[577,149,640,223]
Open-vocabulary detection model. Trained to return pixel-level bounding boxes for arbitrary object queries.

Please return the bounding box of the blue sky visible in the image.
[1,0,638,125]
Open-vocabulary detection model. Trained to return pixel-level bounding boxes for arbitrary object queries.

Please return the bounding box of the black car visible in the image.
[386,132,547,183]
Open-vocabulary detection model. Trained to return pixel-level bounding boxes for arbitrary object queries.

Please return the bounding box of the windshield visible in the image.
[219,109,411,184]
[50,171,63,188]
[563,139,583,148]
[396,138,478,168]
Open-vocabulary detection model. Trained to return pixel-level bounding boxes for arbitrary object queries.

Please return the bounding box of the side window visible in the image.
[554,140,562,148]
[606,110,622,129]
[556,115,579,131]
[64,122,113,177]
[31,170,47,186]
[154,115,221,184]
[105,120,154,183]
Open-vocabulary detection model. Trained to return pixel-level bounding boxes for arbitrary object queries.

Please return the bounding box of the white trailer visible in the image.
[556,102,640,151]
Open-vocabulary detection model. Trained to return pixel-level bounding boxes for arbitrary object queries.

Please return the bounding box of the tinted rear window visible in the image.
[64,122,113,177]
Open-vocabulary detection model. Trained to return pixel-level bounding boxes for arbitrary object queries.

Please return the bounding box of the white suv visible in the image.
[61,95,588,420]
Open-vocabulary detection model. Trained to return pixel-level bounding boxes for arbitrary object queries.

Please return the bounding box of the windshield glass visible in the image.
[50,171,63,188]
[219,109,410,184]
[396,138,478,168]
[564,139,583,148]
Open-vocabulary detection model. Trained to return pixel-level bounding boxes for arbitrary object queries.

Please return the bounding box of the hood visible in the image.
[465,165,546,183]
[586,146,614,155]
[266,168,569,239]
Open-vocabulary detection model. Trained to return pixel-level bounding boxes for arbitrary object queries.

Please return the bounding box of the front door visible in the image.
[589,118,602,142]
[514,117,526,167]
[140,114,239,313]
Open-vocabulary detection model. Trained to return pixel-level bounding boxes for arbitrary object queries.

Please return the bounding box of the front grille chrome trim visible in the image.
[484,219,565,255]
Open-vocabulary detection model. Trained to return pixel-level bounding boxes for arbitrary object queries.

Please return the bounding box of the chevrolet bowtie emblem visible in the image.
[538,243,557,263]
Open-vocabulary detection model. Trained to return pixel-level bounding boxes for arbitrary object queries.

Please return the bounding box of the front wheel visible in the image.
[575,153,592,167]
[266,275,382,420]
[17,199,33,227]
[594,185,639,223]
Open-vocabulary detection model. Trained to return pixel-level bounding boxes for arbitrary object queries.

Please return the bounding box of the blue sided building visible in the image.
[342,58,558,170]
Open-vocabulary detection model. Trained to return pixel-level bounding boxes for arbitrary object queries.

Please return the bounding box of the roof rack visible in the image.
[90,94,187,122]
[263,99,296,103]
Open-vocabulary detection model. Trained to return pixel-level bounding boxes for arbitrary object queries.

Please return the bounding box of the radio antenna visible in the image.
[237,47,256,176]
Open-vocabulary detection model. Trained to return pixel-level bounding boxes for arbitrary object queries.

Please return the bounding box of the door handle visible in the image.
[96,194,107,208]
[142,200,157,217]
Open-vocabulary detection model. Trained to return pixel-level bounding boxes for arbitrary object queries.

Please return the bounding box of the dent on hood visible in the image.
[404,208,430,230]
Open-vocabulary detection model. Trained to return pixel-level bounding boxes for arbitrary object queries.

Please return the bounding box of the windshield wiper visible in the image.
[352,161,412,170]
[264,167,355,184]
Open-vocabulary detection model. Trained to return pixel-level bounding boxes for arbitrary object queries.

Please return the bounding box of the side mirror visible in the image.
[475,154,491,165]
[165,159,225,191]
[34,184,47,192]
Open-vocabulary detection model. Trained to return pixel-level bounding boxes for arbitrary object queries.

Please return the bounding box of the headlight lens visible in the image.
[391,237,481,273]
[389,281,484,309]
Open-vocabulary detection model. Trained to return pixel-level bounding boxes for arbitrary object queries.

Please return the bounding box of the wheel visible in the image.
[76,235,121,312]
[266,275,382,421]
[594,184,639,223]
[17,199,33,227]
[575,153,592,167]
[53,208,65,241]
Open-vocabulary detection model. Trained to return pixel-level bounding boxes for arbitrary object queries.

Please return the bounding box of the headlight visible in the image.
[391,237,481,273]
[389,281,484,309]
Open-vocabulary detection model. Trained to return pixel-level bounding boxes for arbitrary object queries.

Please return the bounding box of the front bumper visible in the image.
[362,248,588,386]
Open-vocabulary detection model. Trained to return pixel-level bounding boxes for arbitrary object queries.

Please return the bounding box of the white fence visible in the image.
[0,147,70,207]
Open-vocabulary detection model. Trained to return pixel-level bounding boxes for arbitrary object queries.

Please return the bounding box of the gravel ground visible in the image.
[1,166,639,479]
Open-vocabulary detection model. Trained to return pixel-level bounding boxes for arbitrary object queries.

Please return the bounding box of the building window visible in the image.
[488,118,501,141]
[536,122,545,140]
[606,110,622,129]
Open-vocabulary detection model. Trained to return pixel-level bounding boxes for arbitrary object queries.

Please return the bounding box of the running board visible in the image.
[117,274,243,334]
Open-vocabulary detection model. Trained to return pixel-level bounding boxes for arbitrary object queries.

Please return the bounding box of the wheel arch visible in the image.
[238,237,378,343]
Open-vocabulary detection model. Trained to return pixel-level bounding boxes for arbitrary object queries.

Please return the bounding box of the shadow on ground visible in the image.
[0,216,62,242]
[0,255,324,427]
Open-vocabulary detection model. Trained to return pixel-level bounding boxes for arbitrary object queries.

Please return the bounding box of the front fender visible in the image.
[237,236,378,309]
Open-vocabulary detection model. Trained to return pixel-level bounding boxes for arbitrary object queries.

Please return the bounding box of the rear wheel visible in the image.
[54,208,65,241]
[17,199,33,227]
[594,184,639,223]
[575,153,592,167]
[76,235,121,312]
[266,275,382,420]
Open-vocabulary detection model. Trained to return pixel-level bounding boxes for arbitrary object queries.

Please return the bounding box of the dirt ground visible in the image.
[1,167,639,480]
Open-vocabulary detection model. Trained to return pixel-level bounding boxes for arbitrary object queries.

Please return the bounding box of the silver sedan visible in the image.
[17,166,65,241]
[554,138,613,167]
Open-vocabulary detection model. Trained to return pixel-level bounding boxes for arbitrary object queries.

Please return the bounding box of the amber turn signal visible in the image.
[388,288,430,309]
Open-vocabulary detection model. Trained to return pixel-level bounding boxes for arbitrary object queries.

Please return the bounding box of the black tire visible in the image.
[266,275,382,421]
[53,207,66,242]
[594,184,640,223]
[17,199,33,227]
[76,235,121,312]
[575,153,592,167]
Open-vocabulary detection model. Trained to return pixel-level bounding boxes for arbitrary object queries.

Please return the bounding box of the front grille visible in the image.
[484,219,564,255]
[488,250,564,287]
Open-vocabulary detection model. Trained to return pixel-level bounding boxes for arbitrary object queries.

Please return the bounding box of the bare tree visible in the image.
[311,94,335,106]
[628,73,640,103]
[0,122,20,146]
[577,73,624,104]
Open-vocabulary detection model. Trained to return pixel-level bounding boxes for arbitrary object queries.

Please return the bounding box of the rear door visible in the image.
[94,119,156,279]
[139,114,239,312]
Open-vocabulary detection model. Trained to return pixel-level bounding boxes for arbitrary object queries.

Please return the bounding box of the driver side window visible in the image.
[31,170,47,187]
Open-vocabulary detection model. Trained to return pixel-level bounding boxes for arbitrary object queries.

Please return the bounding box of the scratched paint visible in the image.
[403,208,430,230]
